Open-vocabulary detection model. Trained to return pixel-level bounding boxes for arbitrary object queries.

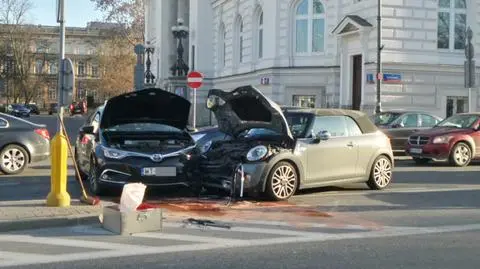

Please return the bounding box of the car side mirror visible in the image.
[312,130,331,143]
[81,125,94,134]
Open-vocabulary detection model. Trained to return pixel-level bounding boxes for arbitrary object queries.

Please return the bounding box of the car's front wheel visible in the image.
[449,142,472,167]
[265,161,298,201]
[0,145,28,175]
[367,155,392,190]
[88,158,105,196]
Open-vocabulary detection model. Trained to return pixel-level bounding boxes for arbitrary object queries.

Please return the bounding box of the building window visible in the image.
[50,62,57,74]
[293,95,316,108]
[295,0,325,54]
[48,88,56,100]
[437,0,466,50]
[35,60,43,74]
[77,61,85,76]
[91,65,98,77]
[258,11,264,59]
[237,16,245,63]
[218,23,226,67]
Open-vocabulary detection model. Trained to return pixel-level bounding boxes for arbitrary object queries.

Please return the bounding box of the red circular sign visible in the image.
[187,71,204,89]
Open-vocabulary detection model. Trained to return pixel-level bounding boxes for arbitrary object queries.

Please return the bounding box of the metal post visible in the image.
[193,89,197,129]
[375,0,382,114]
[57,0,65,134]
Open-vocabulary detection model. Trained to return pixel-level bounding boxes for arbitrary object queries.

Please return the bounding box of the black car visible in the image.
[0,113,50,174]
[7,104,31,118]
[74,88,199,195]
[372,111,443,154]
[25,104,40,115]
[48,103,58,115]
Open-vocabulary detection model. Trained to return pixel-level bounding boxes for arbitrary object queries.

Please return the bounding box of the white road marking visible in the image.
[1,223,480,267]
[0,182,19,187]
[133,232,246,244]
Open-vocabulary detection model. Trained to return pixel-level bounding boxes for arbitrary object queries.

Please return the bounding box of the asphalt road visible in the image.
[1,116,480,268]
[1,158,480,268]
[27,114,87,144]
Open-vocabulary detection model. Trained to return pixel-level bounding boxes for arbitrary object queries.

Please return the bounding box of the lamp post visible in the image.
[170,18,189,77]
[375,0,383,114]
[145,46,155,85]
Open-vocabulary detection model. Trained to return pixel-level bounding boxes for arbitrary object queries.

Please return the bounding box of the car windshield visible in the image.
[104,123,183,133]
[284,112,311,138]
[435,114,479,128]
[372,112,401,125]
[11,104,23,109]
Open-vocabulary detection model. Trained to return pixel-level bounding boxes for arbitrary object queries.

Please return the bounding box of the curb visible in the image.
[0,214,100,233]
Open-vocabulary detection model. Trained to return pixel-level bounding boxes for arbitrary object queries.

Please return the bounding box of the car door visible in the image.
[388,113,419,151]
[305,116,359,182]
[77,111,100,171]
[343,115,377,177]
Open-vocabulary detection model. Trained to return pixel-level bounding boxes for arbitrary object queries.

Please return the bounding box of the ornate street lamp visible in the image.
[144,46,155,85]
[170,18,189,77]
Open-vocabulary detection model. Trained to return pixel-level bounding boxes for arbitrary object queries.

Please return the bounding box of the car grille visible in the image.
[409,136,430,145]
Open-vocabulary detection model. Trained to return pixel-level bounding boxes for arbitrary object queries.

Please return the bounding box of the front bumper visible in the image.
[405,143,451,159]
[198,158,268,196]
[96,155,195,188]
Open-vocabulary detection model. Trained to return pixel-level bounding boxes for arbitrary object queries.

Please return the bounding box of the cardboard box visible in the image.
[101,205,163,235]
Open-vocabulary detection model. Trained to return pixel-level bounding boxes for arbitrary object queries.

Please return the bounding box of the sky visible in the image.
[27,0,105,27]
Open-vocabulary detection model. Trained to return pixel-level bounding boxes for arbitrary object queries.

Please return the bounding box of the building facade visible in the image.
[0,21,121,109]
[145,0,479,126]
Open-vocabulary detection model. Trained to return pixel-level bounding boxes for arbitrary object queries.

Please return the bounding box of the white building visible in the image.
[145,0,479,126]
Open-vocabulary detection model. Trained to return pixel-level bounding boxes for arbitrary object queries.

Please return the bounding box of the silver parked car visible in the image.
[196,85,394,201]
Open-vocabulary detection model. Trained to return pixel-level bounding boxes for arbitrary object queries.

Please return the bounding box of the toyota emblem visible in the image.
[151,154,163,162]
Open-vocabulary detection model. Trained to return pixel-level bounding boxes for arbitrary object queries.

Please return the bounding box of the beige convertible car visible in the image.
[196,85,395,201]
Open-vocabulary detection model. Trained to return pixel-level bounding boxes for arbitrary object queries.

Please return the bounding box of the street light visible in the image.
[170,18,189,77]
[144,46,155,85]
[375,0,384,114]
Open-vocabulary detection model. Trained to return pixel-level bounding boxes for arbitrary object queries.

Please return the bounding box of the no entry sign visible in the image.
[187,71,203,89]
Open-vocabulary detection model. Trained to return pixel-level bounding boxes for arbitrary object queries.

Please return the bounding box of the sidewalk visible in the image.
[0,199,110,232]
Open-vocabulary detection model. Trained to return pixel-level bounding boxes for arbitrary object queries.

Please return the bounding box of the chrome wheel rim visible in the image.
[271,165,296,199]
[454,144,470,165]
[2,148,26,172]
[373,157,392,188]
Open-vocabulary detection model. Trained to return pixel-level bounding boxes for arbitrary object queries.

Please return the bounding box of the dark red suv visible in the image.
[405,113,480,167]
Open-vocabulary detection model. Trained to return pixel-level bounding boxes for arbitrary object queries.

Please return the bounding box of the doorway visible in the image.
[446,96,468,118]
[351,54,362,110]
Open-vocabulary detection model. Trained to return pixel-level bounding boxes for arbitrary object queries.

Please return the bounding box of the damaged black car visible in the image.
[197,85,394,201]
[74,88,198,195]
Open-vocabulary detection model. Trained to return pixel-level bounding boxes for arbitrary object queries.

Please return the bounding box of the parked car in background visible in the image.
[6,104,31,118]
[406,113,480,166]
[197,85,394,201]
[74,88,198,195]
[372,111,443,154]
[25,104,40,115]
[0,113,50,174]
[69,101,86,116]
[48,103,58,115]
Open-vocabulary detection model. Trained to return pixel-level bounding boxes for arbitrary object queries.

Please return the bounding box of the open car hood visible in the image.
[206,85,293,141]
[100,88,191,130]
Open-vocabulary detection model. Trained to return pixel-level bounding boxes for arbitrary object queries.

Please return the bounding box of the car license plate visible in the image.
[410,148,422,154]
[141,167,176,177]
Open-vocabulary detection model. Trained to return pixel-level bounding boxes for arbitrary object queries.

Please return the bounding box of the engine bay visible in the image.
[105,132,194,154]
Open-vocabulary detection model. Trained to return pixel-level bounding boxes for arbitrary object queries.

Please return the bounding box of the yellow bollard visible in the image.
[46,132,71,207]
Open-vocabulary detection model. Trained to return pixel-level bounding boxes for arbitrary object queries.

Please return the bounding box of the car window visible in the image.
[311,116,347,137]
[92,112,101,132]
[419,114,438,127]
[344,116,363,136]
[396,114,418,128]
[0,118,7,128]
[436,114,479,128]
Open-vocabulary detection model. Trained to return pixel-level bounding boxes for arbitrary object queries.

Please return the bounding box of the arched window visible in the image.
[258,11,264,59]
[237,17,245,63]
[49,62,57,74]
[295,0,325,54]
[218,23,226,67]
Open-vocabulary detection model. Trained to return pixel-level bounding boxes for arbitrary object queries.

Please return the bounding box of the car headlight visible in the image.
[246,145,268,161]
[13,109,19,113]
[432,135,452,144]
[201,140,212,153]
[102,147,128,159]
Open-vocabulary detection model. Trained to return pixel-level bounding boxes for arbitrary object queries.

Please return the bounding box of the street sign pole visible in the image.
[465,26,475,113]
[57,0,65,133]
[187,71,204,130]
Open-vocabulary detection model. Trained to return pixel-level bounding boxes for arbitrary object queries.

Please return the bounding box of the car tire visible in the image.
[265,161,298,201]
[0,145,29,175]
[449,142,472,167]
[412,157,430,165]
[367,155,393,190]
[88,158,105,196]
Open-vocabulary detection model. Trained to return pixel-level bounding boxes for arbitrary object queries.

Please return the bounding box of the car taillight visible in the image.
[35,128,50,140]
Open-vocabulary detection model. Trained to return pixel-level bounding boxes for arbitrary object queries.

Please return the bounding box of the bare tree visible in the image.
[90,0,144,45]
